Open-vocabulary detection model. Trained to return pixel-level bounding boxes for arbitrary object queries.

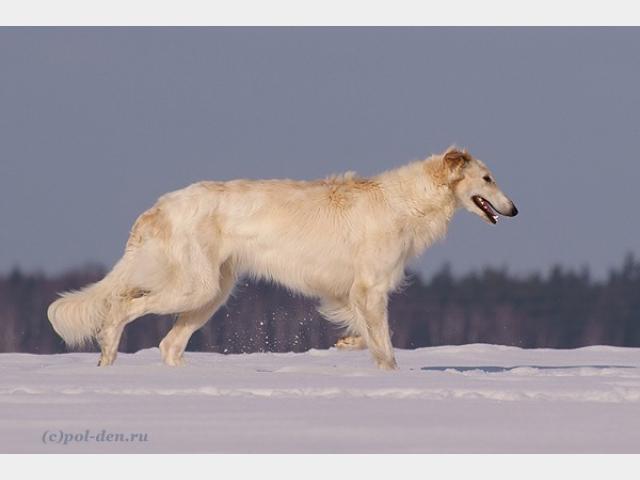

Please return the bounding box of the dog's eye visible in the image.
[483,175,493,183]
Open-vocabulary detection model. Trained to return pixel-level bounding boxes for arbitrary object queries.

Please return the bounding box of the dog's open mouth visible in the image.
[472,195,499,224]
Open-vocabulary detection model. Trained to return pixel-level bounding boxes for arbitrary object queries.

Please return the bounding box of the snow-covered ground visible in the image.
[1,344,639,453]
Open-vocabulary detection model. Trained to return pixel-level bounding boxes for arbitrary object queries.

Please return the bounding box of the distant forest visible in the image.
[1,254,640,354]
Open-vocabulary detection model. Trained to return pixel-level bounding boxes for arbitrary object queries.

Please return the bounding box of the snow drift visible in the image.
[1,344,639,453]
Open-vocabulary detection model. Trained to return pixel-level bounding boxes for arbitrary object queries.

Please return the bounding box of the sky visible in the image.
[0,28,638,280]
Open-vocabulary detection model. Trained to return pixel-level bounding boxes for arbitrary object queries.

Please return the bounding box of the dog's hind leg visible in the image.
[159,262,236,366]
[95,203,230,366]
[158,302,217,367]
[97,322,129,367]
[96,280,220,367]
[97,292,145,367]
[97,257,225,366]
[97,314,125,367]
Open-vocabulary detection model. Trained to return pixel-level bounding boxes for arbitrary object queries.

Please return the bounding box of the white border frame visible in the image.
[1,0,639,26]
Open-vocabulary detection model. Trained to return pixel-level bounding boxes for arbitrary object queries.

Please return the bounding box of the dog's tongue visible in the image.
[474,195,498,223]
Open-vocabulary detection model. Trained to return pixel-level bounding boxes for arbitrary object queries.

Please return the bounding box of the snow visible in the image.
[1,344,639,453]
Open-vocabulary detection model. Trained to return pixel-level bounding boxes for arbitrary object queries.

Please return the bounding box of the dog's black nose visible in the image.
[510,204,519,216]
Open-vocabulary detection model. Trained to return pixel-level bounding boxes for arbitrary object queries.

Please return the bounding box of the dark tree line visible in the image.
[1,254,639,354]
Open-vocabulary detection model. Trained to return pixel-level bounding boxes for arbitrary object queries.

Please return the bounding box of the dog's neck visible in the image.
[376,155,458,258]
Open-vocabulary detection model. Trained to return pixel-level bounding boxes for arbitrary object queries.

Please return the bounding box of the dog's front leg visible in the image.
[350,283,397,370]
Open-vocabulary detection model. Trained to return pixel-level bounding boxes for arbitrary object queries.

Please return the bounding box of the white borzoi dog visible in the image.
[48,147,518,370]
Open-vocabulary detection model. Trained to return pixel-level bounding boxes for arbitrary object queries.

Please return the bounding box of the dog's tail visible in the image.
[47,274,116,349]
[48,203,176,348]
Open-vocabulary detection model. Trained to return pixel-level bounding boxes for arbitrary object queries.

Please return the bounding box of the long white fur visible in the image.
[47,147,516,369]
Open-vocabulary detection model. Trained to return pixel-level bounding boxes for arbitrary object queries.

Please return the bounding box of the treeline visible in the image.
[1,255,639,354]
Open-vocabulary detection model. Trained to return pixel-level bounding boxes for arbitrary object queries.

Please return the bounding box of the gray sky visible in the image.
[0,28,638,280]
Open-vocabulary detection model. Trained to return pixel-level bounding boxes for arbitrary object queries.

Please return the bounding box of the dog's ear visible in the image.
[442,148,472,181]
[443,148,471,171]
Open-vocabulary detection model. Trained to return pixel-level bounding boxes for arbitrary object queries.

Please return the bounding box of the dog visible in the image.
[48,147,518,370]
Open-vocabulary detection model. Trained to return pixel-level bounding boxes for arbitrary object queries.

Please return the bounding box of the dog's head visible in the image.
[441,147,518,225]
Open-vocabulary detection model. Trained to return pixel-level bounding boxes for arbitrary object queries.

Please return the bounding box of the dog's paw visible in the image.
[335,335,367,350]
[97,353,115,367]
[376,357,398,371]
[161,354,185,367]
